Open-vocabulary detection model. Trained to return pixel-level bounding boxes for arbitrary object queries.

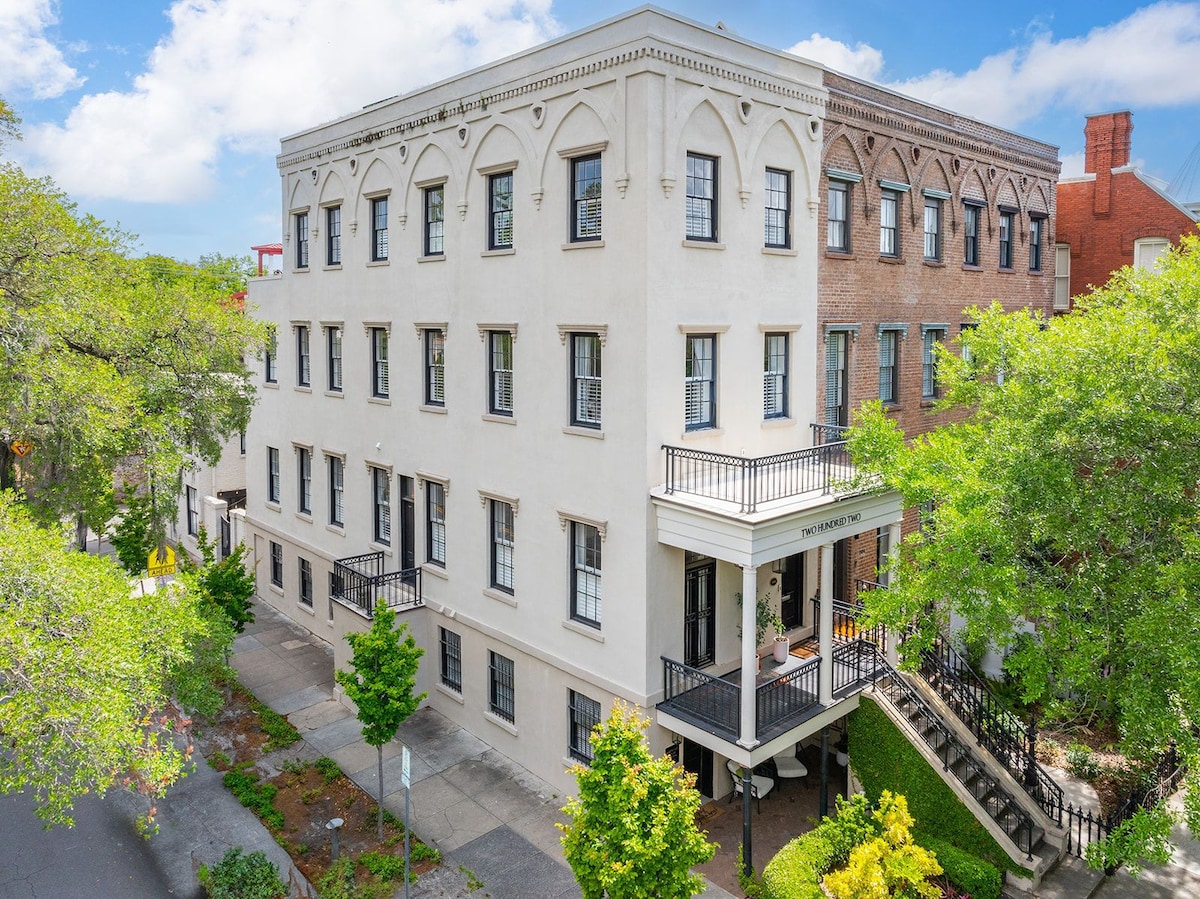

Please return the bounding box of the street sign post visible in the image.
[147,545,177,577]
[402,746,411,899]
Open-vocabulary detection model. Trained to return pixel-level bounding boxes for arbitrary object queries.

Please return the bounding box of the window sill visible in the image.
[296,602,315,616]
[878,255,905,265]
[484,712,518,737]
[294,385,312,394]
[292,267,310,274]
[264,381,279,390]
[368,396,392,406]
[422,563,448,580]
[366,259,390,267]
[997,267,1015,274]
[680,426,724,441]
[563,425,604,439]
[1028,268,1045,276]
[481,413,516,425]
[295,512,313,524]
[418,254,446,264]
[920,398,939,408]
[962,263,983,272]
[882,403,904,413]
[326,524,345,537]
[269,583,284,597]
[484,587,517,607]
[563,618,605,643]
[435,683,465,705]
[420,404,447,415]
[762,246,797,257]
[324,389,343,399]
[265,501,281,513]
[761,417,794,430]
[922,259,945,268]
[561,240,605,251]
[681,239,725,250]
[368,542,393,557]
[322,264,343,272]
[481,248,515,258]
[825,249,855,260]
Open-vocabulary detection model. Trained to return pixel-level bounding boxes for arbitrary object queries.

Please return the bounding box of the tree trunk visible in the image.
[377,743,385,841]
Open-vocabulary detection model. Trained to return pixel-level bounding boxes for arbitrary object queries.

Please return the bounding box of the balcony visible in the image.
[332,551,422,617]
[660,425,862,520]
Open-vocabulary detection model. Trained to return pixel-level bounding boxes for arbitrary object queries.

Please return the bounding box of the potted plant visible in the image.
[735,591,775,649]
[772,614,789,663]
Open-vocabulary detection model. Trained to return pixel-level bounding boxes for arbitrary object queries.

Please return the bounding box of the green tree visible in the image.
[0,491,208,826]
[823,791,942,899]
[183,526,256,634]
[109,487,156,576]
[848,235,1200,864]
[0,102,266,530]
[559,700,716,898]
[334,602,425,840]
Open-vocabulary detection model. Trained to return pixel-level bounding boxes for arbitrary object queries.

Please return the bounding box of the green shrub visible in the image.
[411,843,441,863]
[316,858,390,899]
[761,821,840,899]
[315,756,342,782]
[197,847,286,899]
[920,836,1003,899]
[222,768,284,830]
[849,697,1023,874]
[254,702,300,751]
[359,850,405,881]
[1066,742,1102,780]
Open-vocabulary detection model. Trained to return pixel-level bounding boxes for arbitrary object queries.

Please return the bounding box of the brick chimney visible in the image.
[1084,111,1133,215]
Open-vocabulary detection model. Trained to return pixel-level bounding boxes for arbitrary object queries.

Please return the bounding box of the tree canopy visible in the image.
[559,701,715,899]
[0,104,265,531]
[0,491,211,825]
[848,234,1200,802]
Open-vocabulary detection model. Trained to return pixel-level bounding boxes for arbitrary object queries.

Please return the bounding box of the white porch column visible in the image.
[819,542,834,703]
[885,519,903,666]
[738,563,759,749]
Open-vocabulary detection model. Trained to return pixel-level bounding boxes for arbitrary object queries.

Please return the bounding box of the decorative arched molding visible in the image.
[535,90,620,203]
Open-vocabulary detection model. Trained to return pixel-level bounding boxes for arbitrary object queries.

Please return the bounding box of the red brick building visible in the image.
[1056,111,1198,305]
[816,72,1060,597]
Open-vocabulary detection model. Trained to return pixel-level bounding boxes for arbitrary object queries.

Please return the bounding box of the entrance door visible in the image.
[399,475,415,570]
[834,538,849,603]
[684,553,715,668]
[779,553,805,629]
[682,740,714,798]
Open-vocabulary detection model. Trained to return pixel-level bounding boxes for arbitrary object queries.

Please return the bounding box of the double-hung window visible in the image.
[1029,215,1045,271]
[328,455,344,527]
[763,332,788,419]
[684,335,716,430]
[922,326,946,400]
[999,210,1015,269]
[326,326,342,392]
[265,327,278,383]
[371,466,391,545]
[294,212,309,268]
[824,330,850,427]
[185,485,198,536]
[570,333,601,428]
[488,172,513,250]
[568,690,601,764]
[489,499,514,593]
[1054,245,1071,311]
[570,521,602,628]
[826,177,852,252]
[298,558,312,607]
[764,168,790,249]
[424,329,445,407]
[879,189,899,257]
[963,202,981,266]
[424,184,445,256]
[439,628,462,693]
[269,541,283,587]
[570,154,602,242]
[295,325,310,387]
[488,331,513,416]
[427,480,446,567]
[923,195,944,261]
[685,152,717,241]
[326,205,341,265]
[297,447,311,514]
[878,327,902,405]
[370,327,389,398]
[267,447,280,503]
[370,196,388,261]
[488,651,515,723]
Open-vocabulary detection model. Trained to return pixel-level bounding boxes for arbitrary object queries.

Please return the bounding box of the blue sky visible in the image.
[3,0,1199,262]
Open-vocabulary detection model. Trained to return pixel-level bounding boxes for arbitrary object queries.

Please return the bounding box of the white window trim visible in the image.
[556,509,607,541]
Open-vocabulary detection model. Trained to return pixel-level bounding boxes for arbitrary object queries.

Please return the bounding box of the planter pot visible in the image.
[773,637,789,663]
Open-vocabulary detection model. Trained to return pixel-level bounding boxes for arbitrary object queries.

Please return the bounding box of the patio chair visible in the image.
[726,759,774,812]
[772,744,809,788]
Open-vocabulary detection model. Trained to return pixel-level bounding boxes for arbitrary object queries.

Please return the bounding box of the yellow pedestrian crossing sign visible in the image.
[148,545,177,577]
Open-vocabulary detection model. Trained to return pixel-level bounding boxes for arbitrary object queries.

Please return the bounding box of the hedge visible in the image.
[920,835,1003,899]
[848,696,1025,875]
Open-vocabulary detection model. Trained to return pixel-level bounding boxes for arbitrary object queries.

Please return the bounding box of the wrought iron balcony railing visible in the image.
[332,551,422,617]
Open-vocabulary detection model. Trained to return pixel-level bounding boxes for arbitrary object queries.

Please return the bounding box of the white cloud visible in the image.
[0,0,84,98]
[24,0,558,202]
[1059,152,1086,178]
[785,2,1200,129]
[784,34,882,81]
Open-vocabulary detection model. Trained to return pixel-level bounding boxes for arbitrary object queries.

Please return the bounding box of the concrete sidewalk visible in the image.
[232,601,738,898]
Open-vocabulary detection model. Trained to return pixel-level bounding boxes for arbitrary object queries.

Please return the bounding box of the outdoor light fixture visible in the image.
[326,817,344,861]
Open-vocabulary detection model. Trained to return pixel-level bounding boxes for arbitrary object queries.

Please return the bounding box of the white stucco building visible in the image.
[245,6,904,811]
